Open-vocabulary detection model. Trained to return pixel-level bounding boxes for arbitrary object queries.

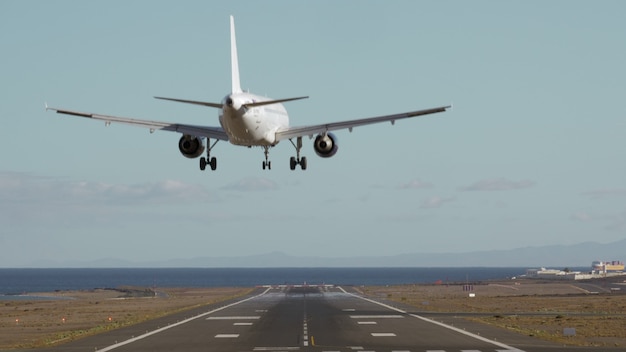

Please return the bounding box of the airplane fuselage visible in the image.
[219,92,289,146]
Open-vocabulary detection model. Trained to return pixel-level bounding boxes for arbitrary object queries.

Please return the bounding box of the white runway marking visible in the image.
[233,322,253,326]
[342,308,356,311]
[206,316,260,320]
[253,347,299,351]
[350,315,404,319]
[357,321,377,325]
[214,334,239,338]
[371,332,396,337]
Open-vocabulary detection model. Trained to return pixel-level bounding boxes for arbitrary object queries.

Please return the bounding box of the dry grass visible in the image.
[362,280,626,347]
[0,287,252,349]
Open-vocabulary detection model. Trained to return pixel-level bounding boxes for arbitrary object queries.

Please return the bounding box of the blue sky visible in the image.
[1,1,625,266]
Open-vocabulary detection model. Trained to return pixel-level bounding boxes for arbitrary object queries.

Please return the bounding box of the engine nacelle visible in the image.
[178,135,205,159]
[313,132,339,158]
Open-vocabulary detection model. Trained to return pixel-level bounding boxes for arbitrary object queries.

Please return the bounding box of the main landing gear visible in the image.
[200,139,219,171]
[262,146,272,170]
[289,137,307,170]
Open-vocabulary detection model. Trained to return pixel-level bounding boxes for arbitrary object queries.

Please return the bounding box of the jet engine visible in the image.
[313,132,338,158]
[178,135,205,159]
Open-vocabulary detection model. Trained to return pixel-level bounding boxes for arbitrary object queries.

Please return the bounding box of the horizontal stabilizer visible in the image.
[243,96,309,109]
[154,96,223,109]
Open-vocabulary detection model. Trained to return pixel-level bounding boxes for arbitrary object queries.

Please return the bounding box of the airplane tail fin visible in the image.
[230,15,242,94]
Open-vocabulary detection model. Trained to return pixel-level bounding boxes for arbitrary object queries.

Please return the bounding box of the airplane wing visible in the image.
[274,105,451,141]
[46,107,229,141]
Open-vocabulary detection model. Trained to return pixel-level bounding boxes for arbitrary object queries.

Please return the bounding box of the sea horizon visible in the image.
[0,267,589,297]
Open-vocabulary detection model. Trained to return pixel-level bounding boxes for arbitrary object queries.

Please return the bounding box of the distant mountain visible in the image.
[21,239,626,268]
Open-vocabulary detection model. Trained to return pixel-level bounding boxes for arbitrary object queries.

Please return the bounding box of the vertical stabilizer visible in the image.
[230,16,242,94]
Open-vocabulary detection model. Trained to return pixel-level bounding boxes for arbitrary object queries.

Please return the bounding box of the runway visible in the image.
[41,286,614,352]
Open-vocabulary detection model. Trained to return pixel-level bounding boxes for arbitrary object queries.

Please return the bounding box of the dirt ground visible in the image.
[2,280,626,349]
[362,280,626,348]
[0,287,251,349]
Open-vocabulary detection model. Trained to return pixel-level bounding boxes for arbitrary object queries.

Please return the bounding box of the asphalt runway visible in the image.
[38,286,622,352]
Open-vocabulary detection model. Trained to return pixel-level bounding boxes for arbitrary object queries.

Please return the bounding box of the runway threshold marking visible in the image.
[337,287,525,352]
[95,287,272,352]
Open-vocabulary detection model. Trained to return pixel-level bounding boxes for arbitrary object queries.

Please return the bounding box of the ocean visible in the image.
[0,267,537,296]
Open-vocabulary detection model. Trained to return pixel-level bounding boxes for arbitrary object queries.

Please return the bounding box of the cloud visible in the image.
[582,188,626,199]
[420,196,455,209]
[0,171,213,205]
[459,178,535,192]
[569,210,626,231]
[399,178,434,190]
[221,177,278,192]
[570,211,592,222]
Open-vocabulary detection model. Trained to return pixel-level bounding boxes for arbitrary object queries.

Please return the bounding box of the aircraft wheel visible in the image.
[209,157,217,170]
[262,161,267,170]
[200,157,207,171]
[290,157,296,170]
[300,157,307,170]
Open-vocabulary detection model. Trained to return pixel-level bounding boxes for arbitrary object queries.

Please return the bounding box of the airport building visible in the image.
[526,260,625,280]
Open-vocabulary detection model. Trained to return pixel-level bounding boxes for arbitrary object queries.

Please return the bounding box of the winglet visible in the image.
[230,15,242,94]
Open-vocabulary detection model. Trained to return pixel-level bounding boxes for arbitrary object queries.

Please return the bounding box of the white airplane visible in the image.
[48,16,450,171]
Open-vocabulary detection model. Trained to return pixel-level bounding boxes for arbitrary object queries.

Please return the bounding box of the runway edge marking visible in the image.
[96,287,272,352]
[337,286,525,352]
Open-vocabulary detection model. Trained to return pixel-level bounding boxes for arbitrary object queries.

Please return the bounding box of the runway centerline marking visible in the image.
[357,321,377,325]
[215,334,239,338]
[234,322,253,326]
[338,286,525,352]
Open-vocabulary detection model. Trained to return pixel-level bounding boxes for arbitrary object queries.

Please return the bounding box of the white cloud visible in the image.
[582,188,626,199]
[221,177,278,192]
[570,211,592,222]
[420,196,455,209]
[0,171,214,205]
[569,210,626,232]
[460,178,535,191]
[399,178,434,190]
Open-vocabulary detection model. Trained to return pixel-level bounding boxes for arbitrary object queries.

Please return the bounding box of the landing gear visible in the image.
[200,156,216,171]
[200,139,219,171]
[262,146,271,170]
[289,137,307,170]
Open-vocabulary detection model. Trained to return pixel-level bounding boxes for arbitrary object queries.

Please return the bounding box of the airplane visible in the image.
[47,16,450,171]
